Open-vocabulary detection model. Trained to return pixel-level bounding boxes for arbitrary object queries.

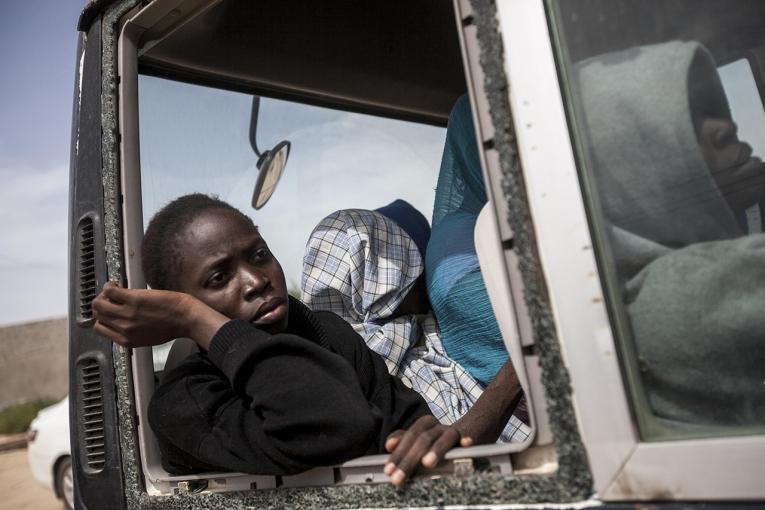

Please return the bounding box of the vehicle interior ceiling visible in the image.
[557,0,765,68]
[136,0,765,142]
[137,0,467,127]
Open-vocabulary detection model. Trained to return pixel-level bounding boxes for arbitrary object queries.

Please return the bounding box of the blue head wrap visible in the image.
[425,95,508,386]
[375,199,431,258]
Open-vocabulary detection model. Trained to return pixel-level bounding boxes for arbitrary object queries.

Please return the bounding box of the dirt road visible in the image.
[0,448,61,510]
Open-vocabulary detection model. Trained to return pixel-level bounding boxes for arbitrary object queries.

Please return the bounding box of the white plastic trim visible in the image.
[604,436,765,500]
[495,0,637,495]
[117,0,224,496]
[118,6,158,494]
[456,0,544,453]
[474,204,537,451]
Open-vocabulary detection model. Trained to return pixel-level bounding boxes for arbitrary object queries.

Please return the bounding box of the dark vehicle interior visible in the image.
[139,0,466,125]
[554,0,765,73]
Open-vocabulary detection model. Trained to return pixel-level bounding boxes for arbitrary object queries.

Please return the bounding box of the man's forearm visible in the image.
[184,296,229,351]
[454,359,523,444]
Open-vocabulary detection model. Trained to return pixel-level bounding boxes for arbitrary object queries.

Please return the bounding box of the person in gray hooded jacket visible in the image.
[573,40,765,428]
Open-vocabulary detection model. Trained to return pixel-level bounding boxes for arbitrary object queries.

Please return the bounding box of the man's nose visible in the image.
[242,267,269,299]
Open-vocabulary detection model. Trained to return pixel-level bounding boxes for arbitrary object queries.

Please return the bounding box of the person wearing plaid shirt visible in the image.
[301,204,530,444]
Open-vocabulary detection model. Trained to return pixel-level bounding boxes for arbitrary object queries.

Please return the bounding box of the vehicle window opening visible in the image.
[117,74,546,493]
[100,0,568,496]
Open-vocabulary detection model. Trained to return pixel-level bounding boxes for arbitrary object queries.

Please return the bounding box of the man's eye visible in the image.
[253,247,271,260]
[207,272,227,287]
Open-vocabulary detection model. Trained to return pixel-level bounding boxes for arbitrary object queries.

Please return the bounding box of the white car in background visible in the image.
[24,348,172,510]
[27,398,72,510]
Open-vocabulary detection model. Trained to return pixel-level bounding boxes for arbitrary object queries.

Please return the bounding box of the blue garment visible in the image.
[425,95,508,387]
[375,199,431,258]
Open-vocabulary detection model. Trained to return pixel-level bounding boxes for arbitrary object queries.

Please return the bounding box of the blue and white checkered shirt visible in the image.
[302,209,530,443]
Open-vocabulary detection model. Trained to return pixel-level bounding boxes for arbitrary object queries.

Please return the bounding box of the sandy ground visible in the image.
[0,448,62,510]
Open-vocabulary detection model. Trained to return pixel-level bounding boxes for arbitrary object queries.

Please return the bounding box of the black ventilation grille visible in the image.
[78,358,106,473]
[78,217,96,322]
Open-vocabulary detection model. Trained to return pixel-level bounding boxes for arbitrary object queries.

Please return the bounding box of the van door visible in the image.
[69,0,765,508]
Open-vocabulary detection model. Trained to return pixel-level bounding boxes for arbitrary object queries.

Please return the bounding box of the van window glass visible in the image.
[549,0,765,440]
[138,75,445,370]
[719,58,765,234]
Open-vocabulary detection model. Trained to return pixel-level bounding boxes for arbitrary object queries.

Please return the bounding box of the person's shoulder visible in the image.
[312,309,366,345]
[152,352,223,403]
[288,297,358,344]
[159,351,213,379]
[311,309,370,358]
[149,353,227,432]
[312,309,356,331]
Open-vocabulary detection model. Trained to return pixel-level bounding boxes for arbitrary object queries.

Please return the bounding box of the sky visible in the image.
[138,76,445,290]
[0,0,446,326]
[0,0,84,325]
[0,0,764,328]
[718,60,765,158]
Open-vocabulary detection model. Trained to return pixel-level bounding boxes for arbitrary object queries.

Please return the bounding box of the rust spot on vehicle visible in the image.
[612,468,677,501]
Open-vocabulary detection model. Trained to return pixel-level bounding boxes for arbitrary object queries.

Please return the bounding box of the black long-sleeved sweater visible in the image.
[148,297,430,476]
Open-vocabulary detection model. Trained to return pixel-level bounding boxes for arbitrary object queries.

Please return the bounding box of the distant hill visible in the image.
[0,317,67,410]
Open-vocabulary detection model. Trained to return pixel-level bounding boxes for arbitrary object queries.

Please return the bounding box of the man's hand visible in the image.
[92,282,227,350]
[383,415,466,486]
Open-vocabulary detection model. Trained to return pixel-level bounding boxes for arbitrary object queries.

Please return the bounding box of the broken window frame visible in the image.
[115,0,551,499]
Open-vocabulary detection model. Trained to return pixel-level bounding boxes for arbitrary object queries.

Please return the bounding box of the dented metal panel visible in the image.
[68,13,129,510]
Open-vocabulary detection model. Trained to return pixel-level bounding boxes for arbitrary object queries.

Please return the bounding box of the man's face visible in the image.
[173,209,289,334]
[696,117,765,212]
